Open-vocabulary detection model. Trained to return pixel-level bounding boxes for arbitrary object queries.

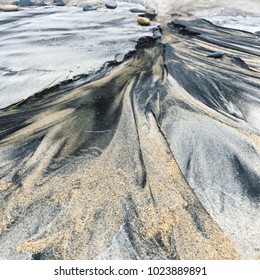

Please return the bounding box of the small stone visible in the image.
[34,2,47,6]
[105,0,117,9]
[0,4,19,11]
[53,0,64,6]
[17,0,34,7]
[130,8,146,13]
[207,52,225,58]
[137,17,150,26]
[83,5,97,11]
[139,12,156,21]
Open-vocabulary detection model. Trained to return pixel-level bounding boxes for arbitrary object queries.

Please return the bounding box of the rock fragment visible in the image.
[207,51,225,58]
[105,0,117,9]
[130,8,146,13]
[139,12,156,20]
[83,5,97,11]
[17,0,34,7]
[53,0,64,6]
[0,4,19,11]
[137,17,150,26]
[34,2,47,6]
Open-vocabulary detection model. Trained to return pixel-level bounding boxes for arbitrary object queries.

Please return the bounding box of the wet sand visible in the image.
[0,4,158,108]
[0,6,260,260]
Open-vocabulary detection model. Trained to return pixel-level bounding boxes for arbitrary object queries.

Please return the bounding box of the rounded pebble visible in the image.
[130,8,146,13]
[0,4,19,11]
[53,0,64,6]
[137,17,150,26]
[105,0,117,9]
[83,5,97,12]
[18,0,34,7]
[207,52,225,58]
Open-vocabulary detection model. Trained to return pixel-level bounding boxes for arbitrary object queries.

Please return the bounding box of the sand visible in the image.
[0,3,259,260]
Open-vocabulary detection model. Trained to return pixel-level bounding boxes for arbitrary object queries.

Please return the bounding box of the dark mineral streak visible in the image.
[0,18,259,260]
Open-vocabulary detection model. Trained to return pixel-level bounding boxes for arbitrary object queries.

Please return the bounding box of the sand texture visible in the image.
[0,6,259,260]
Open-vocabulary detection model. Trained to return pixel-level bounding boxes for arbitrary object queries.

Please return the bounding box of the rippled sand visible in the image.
[0,3,260,260]
[0,4,158,109]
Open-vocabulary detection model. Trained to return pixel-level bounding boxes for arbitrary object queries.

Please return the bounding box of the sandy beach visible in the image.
[0,0,259,260]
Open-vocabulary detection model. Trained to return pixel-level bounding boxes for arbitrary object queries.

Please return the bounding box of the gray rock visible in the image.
[53,0,64,6]
[130,8,146,13]
[207,51,225,58]
[18,0,34,7]
[139,12,156,21]
[105,0,117,9]
[83,5,97,12]
[34,2,47,6]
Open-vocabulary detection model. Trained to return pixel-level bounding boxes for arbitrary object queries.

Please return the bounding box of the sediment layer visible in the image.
[0,14,259,259]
